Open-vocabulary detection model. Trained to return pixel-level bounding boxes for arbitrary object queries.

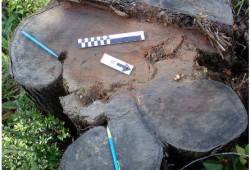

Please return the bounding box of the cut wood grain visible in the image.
[9,0,247,169]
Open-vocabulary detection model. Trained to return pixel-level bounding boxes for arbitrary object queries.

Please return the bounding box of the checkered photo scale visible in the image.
[77,31,145,48]
[78,36,111,48]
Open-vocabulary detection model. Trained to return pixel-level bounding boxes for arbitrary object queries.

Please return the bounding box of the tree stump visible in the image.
[9,1,78,134]
[60,93,163,169]
[136,79,248,152]
[10,0,247,169]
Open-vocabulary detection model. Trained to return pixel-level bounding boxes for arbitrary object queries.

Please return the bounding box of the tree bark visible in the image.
[9,0,247,169]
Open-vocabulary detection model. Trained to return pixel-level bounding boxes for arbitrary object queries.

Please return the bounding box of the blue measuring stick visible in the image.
[21,30,58,58]
[107,127,120,170]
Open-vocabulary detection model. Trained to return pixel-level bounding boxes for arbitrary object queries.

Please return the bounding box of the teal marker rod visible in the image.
[107,127,120,170]
[21,30,58,58]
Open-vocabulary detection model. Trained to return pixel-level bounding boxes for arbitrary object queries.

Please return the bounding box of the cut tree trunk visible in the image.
[60,93,163,170]
[10,0,247,169]
[9,1,77,135]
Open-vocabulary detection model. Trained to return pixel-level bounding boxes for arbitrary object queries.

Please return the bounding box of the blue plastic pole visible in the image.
[21,30,58,58]
[107,127,120,170]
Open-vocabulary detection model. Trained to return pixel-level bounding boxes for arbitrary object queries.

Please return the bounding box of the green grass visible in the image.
[232,0,249,16]
[2,0,71,169]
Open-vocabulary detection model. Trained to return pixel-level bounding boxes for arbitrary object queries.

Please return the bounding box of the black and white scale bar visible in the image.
[78,31,145,48]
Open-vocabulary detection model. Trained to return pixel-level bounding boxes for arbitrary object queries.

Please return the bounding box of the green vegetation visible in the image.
[3,93,70,169]
[232,0,249,16]
[2,0,50,54]
[181,145,249,169]
[2,0,70,169]
[202,145,249,170]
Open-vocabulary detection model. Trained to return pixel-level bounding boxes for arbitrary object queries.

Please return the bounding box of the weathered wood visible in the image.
[10,0,77,135]
[136,79,248,152]
[10,0,210,101]
[9,0,247,169]
[60,93,163,169]
[69,0,233,32]
[59,37,202,126]
[60,127,113,170]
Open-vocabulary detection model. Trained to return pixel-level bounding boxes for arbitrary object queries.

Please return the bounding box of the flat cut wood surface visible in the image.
[11,2,211,92]
[136,79,248,152]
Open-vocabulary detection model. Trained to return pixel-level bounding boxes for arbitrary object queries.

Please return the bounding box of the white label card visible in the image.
[100,53,134,75]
